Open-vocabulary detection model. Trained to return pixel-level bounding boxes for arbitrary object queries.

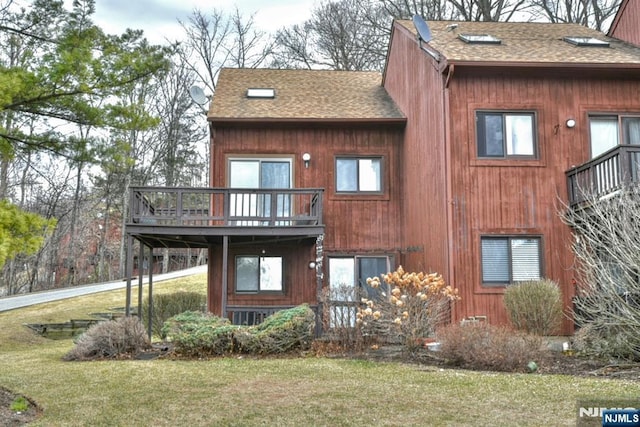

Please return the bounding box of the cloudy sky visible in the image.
[75,0,317,44]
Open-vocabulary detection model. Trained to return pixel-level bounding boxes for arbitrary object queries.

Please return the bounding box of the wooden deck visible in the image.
[126,187,325,247]
[566,145,640,206]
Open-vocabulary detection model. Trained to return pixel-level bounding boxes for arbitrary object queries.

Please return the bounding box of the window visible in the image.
[481,236,541,286]
[335,157,382,193]
[589,114,640,158]
[563,36,609,47]
[235,256,283,292]
[476,112,536,158]
[228,158,292,224]
[458,34,501,44]
[328,256,391,327]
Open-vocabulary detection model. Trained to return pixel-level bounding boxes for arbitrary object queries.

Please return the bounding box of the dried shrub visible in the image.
[503,279,563,336]
[63,316,150,361]
[318,284,364,351]
[141,291,206,338]
[162,311,238,357]
[358,266,460,350]
[572,324,636,360]
[234,304,315,354]
[436,322,549,373]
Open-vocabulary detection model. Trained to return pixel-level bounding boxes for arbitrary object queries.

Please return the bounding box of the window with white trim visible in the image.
[335,157,382,193]
[235,256,283,293]
[481,236,541,286]
[476,112,536,158]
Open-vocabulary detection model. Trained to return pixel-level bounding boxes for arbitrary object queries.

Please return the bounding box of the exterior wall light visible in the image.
[308,261,316,269]
[302,152,311,168]
[566,119,576,128]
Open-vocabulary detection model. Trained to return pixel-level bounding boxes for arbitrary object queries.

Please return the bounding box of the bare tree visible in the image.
[178,7,273,94]
[561,185,640,359]
[528,0,621,31]
[273,0,389,71]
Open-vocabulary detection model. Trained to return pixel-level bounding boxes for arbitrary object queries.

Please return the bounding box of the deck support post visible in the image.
[125,234,134,316]
[137,243,144,318]
[221,235,229,319]
[147,245,154,339]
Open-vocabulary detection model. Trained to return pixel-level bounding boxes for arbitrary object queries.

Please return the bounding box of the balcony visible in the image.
[126,187,324,247]
[566,145,640,207]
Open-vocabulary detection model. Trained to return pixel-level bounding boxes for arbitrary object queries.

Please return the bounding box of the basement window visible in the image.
[458,34,501,44]
[247,88,275,98]
[563,36,610,47]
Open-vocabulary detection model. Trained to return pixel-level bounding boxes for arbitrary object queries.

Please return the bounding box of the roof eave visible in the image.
[208,117,407,126]
[446,60,640,70]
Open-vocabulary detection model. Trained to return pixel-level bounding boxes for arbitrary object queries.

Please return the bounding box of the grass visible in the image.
[1,273,638,426]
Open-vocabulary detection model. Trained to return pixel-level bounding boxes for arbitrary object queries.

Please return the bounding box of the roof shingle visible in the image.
[396,20,640,65]
[208,68,405,122]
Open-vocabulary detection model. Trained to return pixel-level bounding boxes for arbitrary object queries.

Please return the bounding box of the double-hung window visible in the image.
[476,112,536,158]
[335,157,382,193]
[235,256,283,293]
[481,236,541,286]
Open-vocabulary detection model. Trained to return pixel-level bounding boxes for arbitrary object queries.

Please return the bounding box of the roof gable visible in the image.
[395,19,640,66]
[208,68,405,123]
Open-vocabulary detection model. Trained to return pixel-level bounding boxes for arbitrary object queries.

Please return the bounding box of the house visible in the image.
[384,18,640,333]
[609,0,640,45]
[124,17,640,335]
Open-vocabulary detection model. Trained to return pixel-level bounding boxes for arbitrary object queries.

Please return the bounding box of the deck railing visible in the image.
[129,187,323,227]
[566,145,640,206]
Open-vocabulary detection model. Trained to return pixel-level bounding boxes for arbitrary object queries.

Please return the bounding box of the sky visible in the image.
[85,0,317,44]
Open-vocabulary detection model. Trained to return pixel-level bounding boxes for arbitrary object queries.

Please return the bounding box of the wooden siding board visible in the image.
[383,26,451,284]
[207,125,403,315]
[610,0,640,46]
[444,69,640,332]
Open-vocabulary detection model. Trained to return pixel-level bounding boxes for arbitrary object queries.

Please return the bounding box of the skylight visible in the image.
[247,88,275,98]
[458,34,501,44]
[563,36,610,47]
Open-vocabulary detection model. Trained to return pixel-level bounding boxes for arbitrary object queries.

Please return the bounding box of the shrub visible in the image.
[357,266,460,350]
[503,279,563,335]
[163,305,315,357]
[141,291,206,338]
[162,311,238,357]
[318,284,364,351]
[436,322,548,373]
[235,304,315,354]
[63,316,150,361]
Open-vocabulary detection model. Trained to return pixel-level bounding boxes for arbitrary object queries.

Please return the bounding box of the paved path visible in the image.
[0,265,208,312]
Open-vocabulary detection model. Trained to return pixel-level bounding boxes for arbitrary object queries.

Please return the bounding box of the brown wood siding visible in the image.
[610,0,640,46]
[383,26,451,281]
[447,71,640,332]
[207,243,317,314]
[207,125,404,314]
[385,21,640,334]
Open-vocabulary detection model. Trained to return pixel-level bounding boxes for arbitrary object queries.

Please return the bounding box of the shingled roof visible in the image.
[208,68,405,123]
[395,20,640,66]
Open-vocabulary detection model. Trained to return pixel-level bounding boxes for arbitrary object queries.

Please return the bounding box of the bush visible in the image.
[235,304,315,354]
[163,305,315,357]
[63,316,150,361]
[436,322,548,373]
[141,291,206,338]
[503,279,563,336]
[357,266,460,350]
[162,311,238,357]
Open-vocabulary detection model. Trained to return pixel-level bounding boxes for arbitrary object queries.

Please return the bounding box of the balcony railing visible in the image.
[566,145,640,206]
[129,187,323,227]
